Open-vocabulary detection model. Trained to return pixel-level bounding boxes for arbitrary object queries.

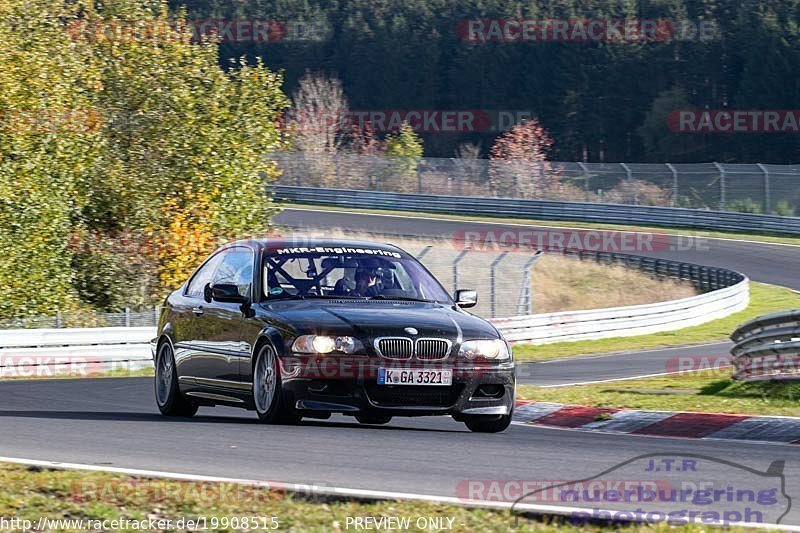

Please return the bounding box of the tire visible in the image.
[155,341,198,417]
[355,414,392,425]
[464,414,512,433]
[253,344,300,424]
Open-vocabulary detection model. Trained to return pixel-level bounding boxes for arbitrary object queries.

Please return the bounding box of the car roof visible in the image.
[223,237,406,254]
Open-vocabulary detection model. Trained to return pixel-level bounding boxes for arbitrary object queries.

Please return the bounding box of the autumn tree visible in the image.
[290,71,349,155]
[0,0,289,318]
[488,119,553,199]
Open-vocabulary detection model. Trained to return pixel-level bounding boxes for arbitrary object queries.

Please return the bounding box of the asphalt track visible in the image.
[2,208,800,526]
[518,341,733,387]
[276,208,800,290]
[2,378,799,526]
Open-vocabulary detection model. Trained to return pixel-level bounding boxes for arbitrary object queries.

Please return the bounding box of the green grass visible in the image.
[279,202,800,247]
[0,462,758,532]
[518,370,800,417]
[513,283,800,362]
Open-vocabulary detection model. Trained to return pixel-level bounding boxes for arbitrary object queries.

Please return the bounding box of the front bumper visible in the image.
[280,355,515,418]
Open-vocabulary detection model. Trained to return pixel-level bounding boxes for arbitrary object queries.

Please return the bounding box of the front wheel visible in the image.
[253,344,300,424]
[464,414,512,433]
[155,341,197,417]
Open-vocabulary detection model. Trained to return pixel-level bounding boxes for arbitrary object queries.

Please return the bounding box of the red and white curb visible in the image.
[513,400,800,445]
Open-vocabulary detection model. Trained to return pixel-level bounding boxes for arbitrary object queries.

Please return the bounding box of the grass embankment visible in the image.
[0,463,757,532]
[513,283,800,362]
[530,255,695,312]
[518,370,800,417]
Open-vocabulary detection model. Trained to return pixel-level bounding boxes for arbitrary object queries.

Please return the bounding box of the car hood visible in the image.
[259,299,501,340]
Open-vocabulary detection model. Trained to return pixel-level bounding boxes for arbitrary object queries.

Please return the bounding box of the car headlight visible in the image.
[458,339,510,360]
[291,335,364,354]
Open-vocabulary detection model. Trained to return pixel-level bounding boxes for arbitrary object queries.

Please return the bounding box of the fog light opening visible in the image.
[474,384,504,399]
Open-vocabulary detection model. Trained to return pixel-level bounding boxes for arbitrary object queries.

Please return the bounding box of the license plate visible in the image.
[377,368,452,386]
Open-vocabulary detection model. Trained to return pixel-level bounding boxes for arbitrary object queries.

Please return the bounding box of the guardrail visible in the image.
[730,310,800,381]
[498,278,748,344]
[1,327,152,348]
[271,153,800,215]
[0,327,153,376]
[0,270,749,367]
[273,185,800,236]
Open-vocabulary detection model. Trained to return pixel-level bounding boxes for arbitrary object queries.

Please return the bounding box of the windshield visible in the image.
[262,246,451,303]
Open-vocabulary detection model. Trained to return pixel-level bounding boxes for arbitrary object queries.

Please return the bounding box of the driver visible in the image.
[353,267,381,297]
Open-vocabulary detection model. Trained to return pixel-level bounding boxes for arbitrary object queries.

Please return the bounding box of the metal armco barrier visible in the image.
[270,153,800,215]
[0,271,749,362]
[0,327,152,348]
[731,310,800,381]
[0,327,154,374]
[272,185,800,236]
[497,278,748,344]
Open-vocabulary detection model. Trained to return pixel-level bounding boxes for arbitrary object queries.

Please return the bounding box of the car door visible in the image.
[194,245,254,389]
[173,251,225,379]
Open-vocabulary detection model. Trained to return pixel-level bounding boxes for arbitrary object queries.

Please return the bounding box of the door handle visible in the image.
[192,306,204,316]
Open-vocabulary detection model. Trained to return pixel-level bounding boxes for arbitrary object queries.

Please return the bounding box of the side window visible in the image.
[185,252,225,298]
[212,247,254,298]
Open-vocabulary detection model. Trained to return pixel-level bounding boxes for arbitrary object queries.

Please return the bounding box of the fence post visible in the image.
[452,248,471,294]
[518,250,543,315]
[757,163,771,214]
[153,305,159,326]
[56,310,62,328]
[713,162,726,209]
[490,252,509,318]
[416,159,422,193]
[538,160,545,199]
[665,163,678,207]
[125,307,131,328]
[578,162,589,202]
[416,245,433,261]
[620,163,636,205]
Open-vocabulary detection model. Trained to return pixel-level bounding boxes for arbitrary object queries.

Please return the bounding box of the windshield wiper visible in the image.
[366,296,436,303]
[279,294,372,300]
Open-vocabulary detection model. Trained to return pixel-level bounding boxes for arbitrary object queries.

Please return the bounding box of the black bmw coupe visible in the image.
[151,238,516,432]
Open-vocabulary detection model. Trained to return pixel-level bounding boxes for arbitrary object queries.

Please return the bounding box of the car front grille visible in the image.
[374,337,452,360]
[376,338,413,359]
[365,384,464,408]
[415,339,451,360]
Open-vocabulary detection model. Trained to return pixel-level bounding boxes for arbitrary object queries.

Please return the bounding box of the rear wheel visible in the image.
[355,414,392,425]
[464,414,512,433]
[253,344,300,424]
[155,341,197,417]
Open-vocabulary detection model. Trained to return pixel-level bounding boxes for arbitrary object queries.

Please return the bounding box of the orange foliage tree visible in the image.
[488,119,554,199]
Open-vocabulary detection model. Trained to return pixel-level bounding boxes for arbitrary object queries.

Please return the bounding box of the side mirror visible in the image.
[211,283,248,304]
[454,289,478,309]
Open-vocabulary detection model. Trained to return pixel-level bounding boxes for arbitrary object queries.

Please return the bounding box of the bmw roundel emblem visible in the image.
[404,327,418,335]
